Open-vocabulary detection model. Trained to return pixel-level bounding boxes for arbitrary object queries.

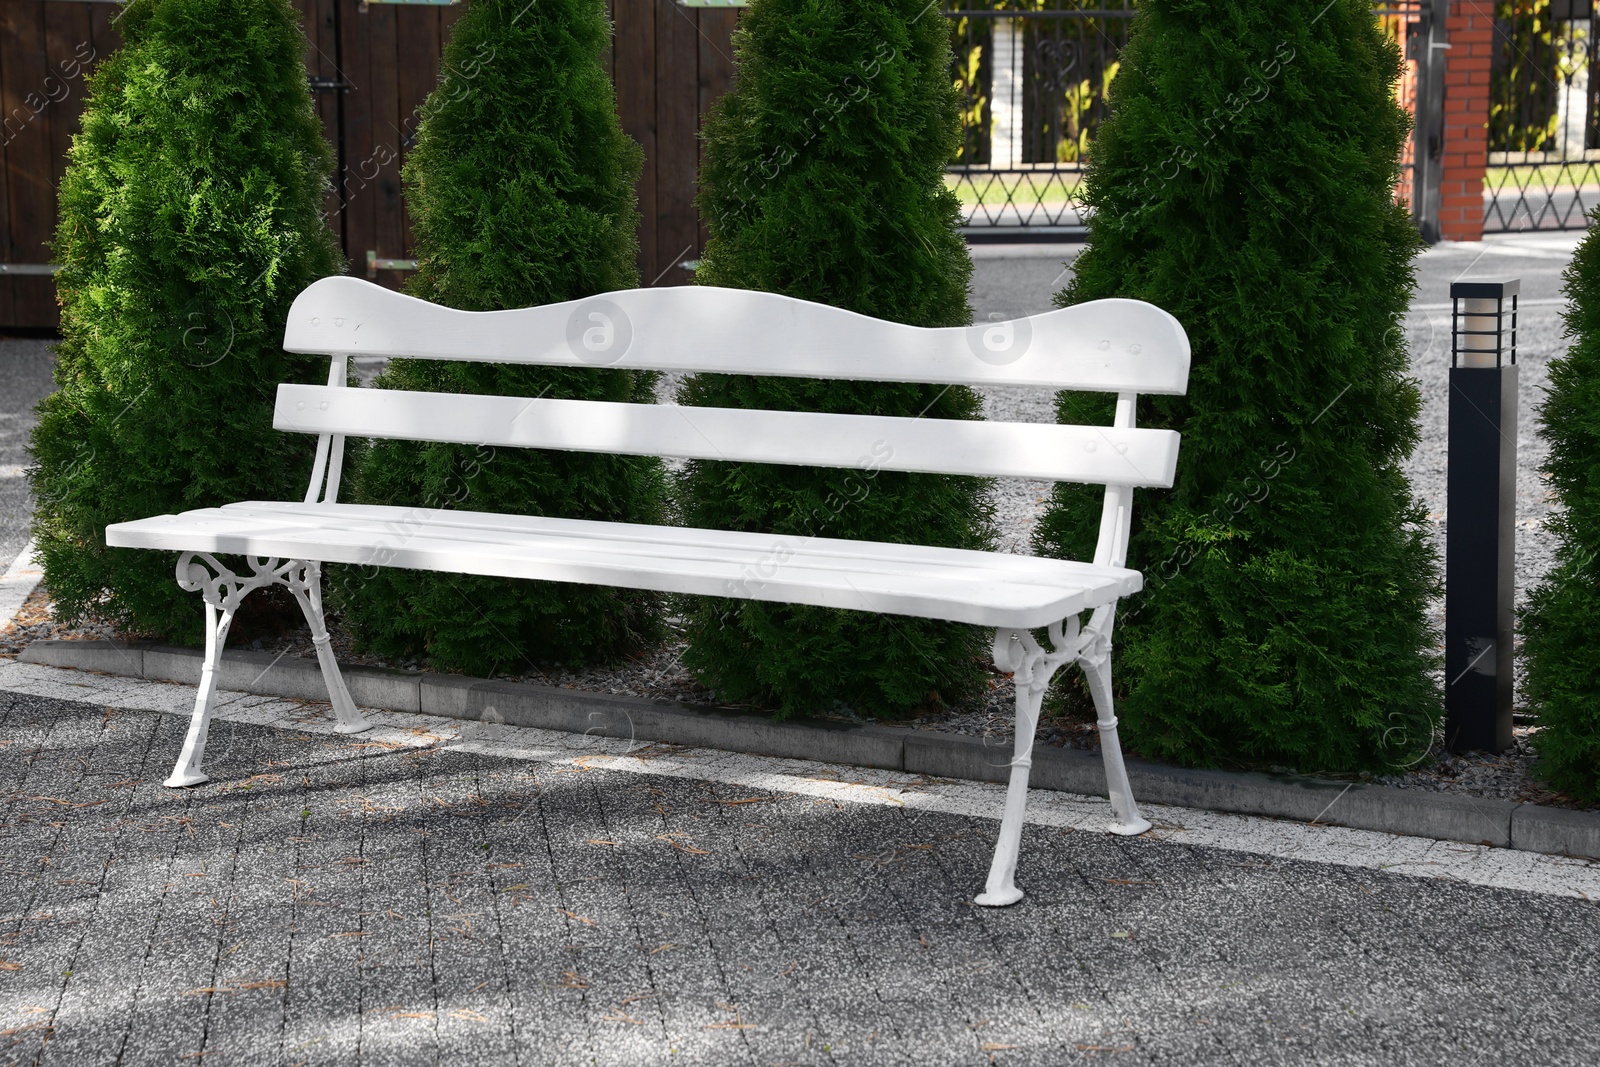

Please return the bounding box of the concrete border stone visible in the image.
[1511,803,1600,859]
[26,640,146,678]
[345,665,422,714]
[14,638,1593,859]
[451,678,906,770]
[419,673,476,719]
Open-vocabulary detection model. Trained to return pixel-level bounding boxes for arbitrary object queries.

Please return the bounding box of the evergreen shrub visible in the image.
[1522,226,1600,805]
[339,0,662,675]
[680,0,994,717]
[28,0,341,643]
[1034,0,1440,772]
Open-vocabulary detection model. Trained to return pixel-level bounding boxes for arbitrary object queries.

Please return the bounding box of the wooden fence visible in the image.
[0,1,121,331]
[0,0,739,331]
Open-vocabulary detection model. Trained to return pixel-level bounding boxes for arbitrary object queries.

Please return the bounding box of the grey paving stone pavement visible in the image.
[2,691,1599,1066]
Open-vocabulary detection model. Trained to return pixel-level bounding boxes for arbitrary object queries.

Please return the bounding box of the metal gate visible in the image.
[1385,1,1444,241]
[1484,0,1599,232]
[946,2,1134,240]
[947,2,1432,240]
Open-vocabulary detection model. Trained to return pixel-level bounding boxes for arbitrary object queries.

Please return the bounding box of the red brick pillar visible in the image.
[1438,1,1495,242]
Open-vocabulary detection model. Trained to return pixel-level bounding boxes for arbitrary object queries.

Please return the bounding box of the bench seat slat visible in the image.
[284,276,1191,394]
[106,503,1141,630]
[274,384,1181,489]
[219,501,1118,577]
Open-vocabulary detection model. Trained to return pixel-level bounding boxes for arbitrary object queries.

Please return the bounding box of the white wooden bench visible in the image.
[106,275,1189,906]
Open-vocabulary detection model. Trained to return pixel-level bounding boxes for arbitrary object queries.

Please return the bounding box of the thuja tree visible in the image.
[1521,227,1600,804]
[340,0,661,675]
[28,0,340,643]
[1034,0,1438,772]
[679,0,993,717]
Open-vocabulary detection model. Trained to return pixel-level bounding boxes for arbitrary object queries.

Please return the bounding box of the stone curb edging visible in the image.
[16,638,1600,862]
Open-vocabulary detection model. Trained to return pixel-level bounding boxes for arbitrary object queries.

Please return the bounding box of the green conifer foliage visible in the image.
[1522,229,1600,804]
[679,0,993,717]
[1034,0,1439,772]
[28,0,341,643]
[340,0,662,675]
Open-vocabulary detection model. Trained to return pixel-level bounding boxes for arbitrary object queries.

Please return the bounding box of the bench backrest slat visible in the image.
[284,276,1190,394]
[275,384,1181,489]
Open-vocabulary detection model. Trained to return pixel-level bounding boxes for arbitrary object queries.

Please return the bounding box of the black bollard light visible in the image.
[1445,277,1518,754]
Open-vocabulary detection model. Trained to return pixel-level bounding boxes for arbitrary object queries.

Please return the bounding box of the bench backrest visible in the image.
[278,276,1190,569]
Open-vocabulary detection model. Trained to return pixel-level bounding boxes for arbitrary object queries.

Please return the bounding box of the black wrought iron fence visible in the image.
[944,1,1440,239]
[1484,0,1599,232]
[945,2,1135,238]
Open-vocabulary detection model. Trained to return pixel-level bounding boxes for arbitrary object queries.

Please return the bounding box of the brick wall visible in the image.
[1439,1,1495,242]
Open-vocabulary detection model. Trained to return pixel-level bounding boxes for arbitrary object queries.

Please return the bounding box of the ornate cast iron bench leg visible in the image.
[281,559,370,735]
[976,611,1150,907]
[165,554,371,788]
[1081,623,1151,839]
[165,583,236,787]
[975,631,1048,907]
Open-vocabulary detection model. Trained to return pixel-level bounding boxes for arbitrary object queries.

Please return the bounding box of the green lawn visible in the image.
[944,168,1087,210]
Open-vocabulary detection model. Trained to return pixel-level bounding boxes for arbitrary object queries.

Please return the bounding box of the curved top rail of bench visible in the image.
[284,276,1190,394]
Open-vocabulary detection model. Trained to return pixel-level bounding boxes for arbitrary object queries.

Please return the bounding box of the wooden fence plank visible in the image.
[43,3,90,213]
[1,3,57,327]
[613,0,656,281]
[440,2,464,36]
[697,8,737,253]
[295,0,346,254]
[337,0,375,283]
[394,8,440,263]
[0,5,17,327]
[38,6,92,332]
[653,0,700,286]
[88,1,119,72]
[364,4,406,285]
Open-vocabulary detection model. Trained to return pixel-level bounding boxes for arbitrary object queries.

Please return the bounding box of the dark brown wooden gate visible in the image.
[0,0,738,331]
[612,0,738,288]
[0,1,122,331]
